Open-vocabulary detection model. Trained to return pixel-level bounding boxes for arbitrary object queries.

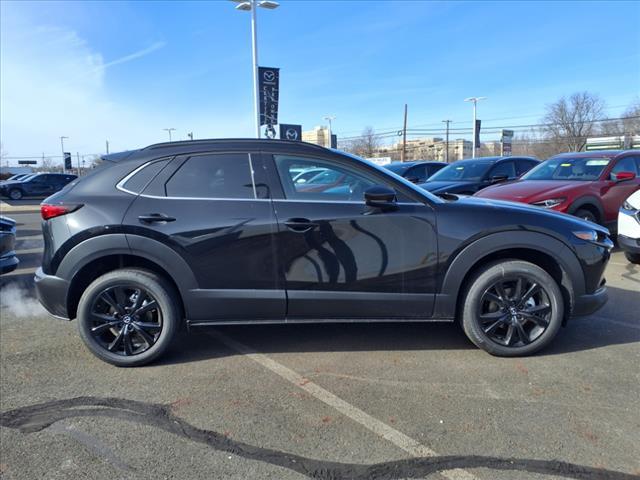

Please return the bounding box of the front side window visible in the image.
[274,155,380,202]
[522,156,611,181]
[165,153,255,199]
[610,157,638,179]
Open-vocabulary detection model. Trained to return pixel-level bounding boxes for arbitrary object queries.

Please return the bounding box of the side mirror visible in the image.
[490,175,509,184]
[611,171,636,182]
[364,185,397,209]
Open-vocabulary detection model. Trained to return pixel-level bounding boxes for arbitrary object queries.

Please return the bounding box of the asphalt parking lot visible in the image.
[0,206,639,480]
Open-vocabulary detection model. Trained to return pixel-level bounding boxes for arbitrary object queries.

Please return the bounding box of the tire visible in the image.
[624,251,640,264]
[8,189,23,200]
[574,208,598,224]
[77,268,181,367]
[461,260,563,357]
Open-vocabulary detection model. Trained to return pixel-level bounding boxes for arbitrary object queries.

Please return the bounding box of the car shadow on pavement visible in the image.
[159,286,640,365]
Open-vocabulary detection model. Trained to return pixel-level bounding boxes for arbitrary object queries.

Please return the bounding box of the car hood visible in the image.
[420,180,477,193]
[475,180,592,202]
[453,194,609,234]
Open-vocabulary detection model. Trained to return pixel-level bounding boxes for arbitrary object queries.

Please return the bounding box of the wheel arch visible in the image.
[567,196,605,223]
[435,231,584,323]
[60,233,196,320]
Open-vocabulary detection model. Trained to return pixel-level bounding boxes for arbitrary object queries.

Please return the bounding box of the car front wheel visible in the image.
[77,269,180,367]
[8,189,23,200]
[624,251,640,264]
[461,260,563,356]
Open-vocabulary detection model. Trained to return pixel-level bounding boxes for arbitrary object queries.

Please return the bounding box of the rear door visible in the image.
[122,151,284,322]
[265,152,438,320]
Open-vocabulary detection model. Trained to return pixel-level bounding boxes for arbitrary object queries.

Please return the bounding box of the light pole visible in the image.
[324,115,335,148]
[442,120,451,163]
[232,0,280,138]
[464,96,486,158]
[60,136,68,173]
[163,128,176,141]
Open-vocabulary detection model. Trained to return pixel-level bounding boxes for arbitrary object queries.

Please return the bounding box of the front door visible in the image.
[123,151,284,322]
[266,153,438,320]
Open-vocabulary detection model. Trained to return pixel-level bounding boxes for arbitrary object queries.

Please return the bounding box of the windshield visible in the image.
[522,156,610,181]
[428,161,493,182]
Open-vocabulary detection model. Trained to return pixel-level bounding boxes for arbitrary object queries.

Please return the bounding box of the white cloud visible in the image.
[0,11,251,161]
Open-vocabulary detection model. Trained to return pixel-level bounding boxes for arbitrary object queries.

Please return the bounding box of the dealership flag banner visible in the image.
[475,119,481,146]
[259,67,279,127]
[279,124,302,141]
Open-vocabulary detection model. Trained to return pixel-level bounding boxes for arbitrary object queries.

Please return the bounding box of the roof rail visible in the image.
[141,138,331,152]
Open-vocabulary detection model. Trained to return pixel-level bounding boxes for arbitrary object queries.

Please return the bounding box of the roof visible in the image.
[553,150,628,159]
[456,155,538,163]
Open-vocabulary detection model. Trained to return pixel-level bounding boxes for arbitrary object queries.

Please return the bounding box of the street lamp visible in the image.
[324,115,335,148]
[464,96,486,158]
[60,136,68,173]
[163,128,176,141]
[232,0,280,139]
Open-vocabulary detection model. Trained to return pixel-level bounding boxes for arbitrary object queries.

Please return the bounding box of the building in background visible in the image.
[302,126,331,148]
[373,137,472,162]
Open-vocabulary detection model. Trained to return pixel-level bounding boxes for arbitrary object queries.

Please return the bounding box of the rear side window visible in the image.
[406,165,428,182]
[165,153,255,199]
[122,159,170,194]
[516,159,537,176]
[489,161,516,179]
[428,163,445,177]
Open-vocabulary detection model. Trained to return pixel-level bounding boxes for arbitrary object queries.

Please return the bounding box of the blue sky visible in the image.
[1,0,639,158]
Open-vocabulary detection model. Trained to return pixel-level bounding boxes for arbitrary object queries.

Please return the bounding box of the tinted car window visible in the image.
[406,165,428,182]
[516,159,537,176]
[610,156,638,179]
[165,153,255,199]
[489,161,516,179]
[122,159,170,193]
[428,161,493,182]
[428,164,446,176]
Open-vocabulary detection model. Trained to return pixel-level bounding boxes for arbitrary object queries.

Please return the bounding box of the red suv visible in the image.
[475,150,640,231]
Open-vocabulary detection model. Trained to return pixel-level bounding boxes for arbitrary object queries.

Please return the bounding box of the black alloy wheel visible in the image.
[89,285,162,356]
[77,269,180,367]
[478,277,551,347]
[462,260,563,356]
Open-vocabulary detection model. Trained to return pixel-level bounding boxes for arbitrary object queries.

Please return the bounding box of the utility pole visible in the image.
[187,132,194,141]
[442,120,451,163]
[163,128,176,141]
[76,152,80,176]
[401,103,408,162]
[60,136,68,173]
[105,140,110,154]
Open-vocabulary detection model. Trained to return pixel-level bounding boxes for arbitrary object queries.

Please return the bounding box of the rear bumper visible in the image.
[572,285,608,317]
[0,254,19,275]
[34,267,71,320]
[618,234,640,255]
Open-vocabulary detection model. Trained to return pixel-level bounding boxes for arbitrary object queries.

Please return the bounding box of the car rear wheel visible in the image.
[624,251,640,264]
[77,269,180,367]
[574,208,598,224]
[461,260,563,356]
[8,189,23,200]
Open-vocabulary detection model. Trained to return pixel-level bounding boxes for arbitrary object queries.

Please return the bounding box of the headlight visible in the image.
[531,197,566,208]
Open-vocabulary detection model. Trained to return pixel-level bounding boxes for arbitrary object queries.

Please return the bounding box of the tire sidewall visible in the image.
[77,270,180,367]
[574,208,597,224]
[462,260,563,357]
[9,189,22,200]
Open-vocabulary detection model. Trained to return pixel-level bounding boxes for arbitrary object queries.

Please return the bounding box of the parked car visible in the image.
[475,150,640,231]
[419,156,539,195]
[35,139,611,366]
[0,173,77,200]
[1,173,31,183]
[384,161,446,184]
[292,167,327,185]
[0,216,18,275]
[618,190,640,264]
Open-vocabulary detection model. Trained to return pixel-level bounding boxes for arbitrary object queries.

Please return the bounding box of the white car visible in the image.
[618,190,640,264]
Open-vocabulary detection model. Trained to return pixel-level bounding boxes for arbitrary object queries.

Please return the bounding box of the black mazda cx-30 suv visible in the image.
[35,139,612,366]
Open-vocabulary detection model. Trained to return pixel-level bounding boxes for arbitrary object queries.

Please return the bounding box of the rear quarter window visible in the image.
[122,159,171,194]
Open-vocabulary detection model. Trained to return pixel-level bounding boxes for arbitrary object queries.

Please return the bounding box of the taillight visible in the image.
[41,204,82,220]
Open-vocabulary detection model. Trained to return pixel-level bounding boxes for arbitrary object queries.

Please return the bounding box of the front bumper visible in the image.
[572,285,608,316]
[34,267,71,320]
[617,234,640,255]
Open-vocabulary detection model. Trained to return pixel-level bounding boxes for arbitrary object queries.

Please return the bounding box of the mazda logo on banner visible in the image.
[258,67,279,127]
[279,124,302,141]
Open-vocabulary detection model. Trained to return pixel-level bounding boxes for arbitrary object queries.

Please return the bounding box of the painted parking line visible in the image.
[206,329,478,480]
[16,235,43,241]
[3,267,37,277]
[15,248,42,255]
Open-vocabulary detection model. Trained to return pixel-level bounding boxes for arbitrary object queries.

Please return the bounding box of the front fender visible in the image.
[434,230,584,319]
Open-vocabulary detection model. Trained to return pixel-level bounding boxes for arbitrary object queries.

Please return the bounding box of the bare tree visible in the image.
[344,126,381,158]
[543,92,606,151]
[621,100,640,135]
